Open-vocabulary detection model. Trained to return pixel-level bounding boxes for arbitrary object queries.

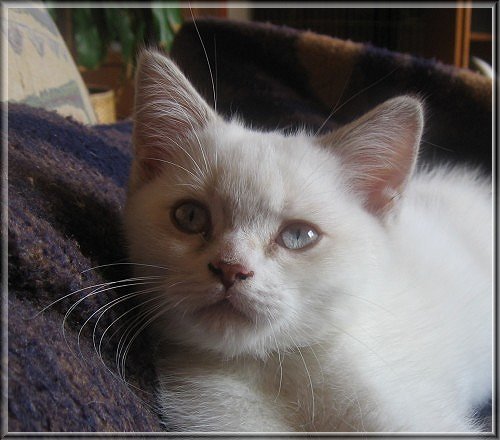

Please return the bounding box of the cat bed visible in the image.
[171,18,492,171]
[7,18,491,433]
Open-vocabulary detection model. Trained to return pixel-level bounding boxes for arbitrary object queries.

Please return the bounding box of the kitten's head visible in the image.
[124,49,423,358]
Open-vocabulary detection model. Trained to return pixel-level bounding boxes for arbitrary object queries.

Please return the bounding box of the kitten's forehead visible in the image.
[200,121,337,225]
[211,128,286,224]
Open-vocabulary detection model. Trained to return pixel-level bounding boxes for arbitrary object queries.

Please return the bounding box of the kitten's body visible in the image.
[124,50,492,432]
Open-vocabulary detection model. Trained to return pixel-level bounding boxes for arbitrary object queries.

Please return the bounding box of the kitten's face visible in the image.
[125,121,375,356]
[124,50,423,358]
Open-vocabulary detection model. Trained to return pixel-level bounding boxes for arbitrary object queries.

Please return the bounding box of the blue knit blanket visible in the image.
[8,18,491,432]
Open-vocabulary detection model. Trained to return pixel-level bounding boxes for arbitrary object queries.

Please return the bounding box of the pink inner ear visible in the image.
[358,139,417,215]
[321,96,423,216]
[363,161,410,214]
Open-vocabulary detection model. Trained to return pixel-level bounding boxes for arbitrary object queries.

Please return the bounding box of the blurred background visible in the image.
[31,3,497,122]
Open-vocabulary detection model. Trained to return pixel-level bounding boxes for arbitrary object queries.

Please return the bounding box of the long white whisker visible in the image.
[190,4,217,112]
[314,66,400,136]
[315,70,351,134]
[83,286,163,359]
[84,295,166,401]
[94,302,160,399]
[168,137,206,180]
[31,275,163,318]
[288,333,315,429]
[156,99,211,174]
[143,157,204,184]
[141,95,211,176]
[61,279,163,355]
[188,124,210,175]
[96,293,165,366]
[116,301,168,381]
[81,262,173,274]
[354,387,366,432]
[99,279,186,359]
[265,309,283,402]
[213,34,218,113]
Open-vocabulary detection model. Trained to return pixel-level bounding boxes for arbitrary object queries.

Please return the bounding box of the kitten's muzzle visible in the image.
[208,261,254,290]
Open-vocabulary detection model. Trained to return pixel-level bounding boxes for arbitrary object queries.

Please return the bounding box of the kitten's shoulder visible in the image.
[390,164,492,265]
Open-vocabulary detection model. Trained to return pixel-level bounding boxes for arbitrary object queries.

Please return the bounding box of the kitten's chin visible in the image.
[171,293,274,358]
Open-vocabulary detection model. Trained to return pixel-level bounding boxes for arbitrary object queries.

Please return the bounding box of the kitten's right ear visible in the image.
[319,96,423,216]
[131,49,215,188]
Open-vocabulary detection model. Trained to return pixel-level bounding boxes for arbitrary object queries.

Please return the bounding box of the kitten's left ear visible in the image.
[131,49,216,189]
[319,96,424,215]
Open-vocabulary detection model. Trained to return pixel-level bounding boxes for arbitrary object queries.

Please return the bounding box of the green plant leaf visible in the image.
[105,9,135,65]
[72,8,106,69]
[92,9,111,48]
[152,7,174,51]
[166,7,182,33]
[135,18,146,51]
[61,6,182,73]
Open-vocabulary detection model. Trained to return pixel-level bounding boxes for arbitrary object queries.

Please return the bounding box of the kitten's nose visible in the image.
[208,261,254,289]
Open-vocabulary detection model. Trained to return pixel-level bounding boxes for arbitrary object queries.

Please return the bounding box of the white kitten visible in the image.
[124,50,492,433]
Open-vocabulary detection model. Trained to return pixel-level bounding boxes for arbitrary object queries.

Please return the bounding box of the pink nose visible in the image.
[208,261,254,289]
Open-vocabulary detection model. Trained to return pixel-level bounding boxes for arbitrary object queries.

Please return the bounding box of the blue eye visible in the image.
[172,201,210,235]
[278,222,319,250]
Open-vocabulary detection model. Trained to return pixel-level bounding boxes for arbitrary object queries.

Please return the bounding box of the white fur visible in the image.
[123,50,492,433]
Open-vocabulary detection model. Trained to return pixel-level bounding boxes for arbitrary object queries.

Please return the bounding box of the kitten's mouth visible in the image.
[194,297,252,324]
